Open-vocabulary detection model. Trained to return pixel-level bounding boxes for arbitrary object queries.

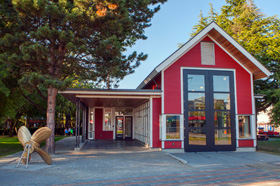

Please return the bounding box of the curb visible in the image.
[167,153,188,164]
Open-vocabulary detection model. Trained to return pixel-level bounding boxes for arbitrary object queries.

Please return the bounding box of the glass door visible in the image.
[183,69,236,152]
[116,116,124,140]
[125,116,132,139]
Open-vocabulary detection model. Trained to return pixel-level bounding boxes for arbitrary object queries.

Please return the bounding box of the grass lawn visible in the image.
[0,136,66,158]
[257,138,280,155]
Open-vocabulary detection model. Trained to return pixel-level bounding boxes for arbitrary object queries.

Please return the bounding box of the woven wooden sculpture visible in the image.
[17,126,52,166]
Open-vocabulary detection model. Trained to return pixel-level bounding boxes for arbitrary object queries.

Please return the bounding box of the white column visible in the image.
[149,97,153,148]
[251,115,257,147]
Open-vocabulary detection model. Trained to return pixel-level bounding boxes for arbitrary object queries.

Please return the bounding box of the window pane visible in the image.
[188,93,205,110]
[215,129,231,145]
[166,115,180,139]
[214,111,231,127]
[239,116,251,138]
[188,74,205,91]
[116,117,123,134]
[104,108,112,130]
[214,93,230,110]
[188,111,206,128]
[213,75,229,92]
[189,128,206,145]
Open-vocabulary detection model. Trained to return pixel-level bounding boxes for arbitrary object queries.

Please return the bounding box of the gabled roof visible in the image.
[137,22,271,89]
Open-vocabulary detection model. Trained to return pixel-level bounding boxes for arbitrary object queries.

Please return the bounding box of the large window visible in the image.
[103,108,112,131]
[238,116,251,138]
[166,115,180,139]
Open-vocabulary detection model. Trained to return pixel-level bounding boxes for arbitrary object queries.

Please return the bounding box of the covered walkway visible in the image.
[82,140,150,153]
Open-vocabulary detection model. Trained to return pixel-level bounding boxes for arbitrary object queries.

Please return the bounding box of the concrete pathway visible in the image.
[0,138,280,186]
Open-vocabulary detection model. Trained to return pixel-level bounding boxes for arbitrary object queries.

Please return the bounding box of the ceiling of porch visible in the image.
[59,89,162,108]
[78,97,149,108]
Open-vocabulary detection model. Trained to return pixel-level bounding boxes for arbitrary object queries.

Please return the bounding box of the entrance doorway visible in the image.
[115,116,133,140]
[183,69,236,152]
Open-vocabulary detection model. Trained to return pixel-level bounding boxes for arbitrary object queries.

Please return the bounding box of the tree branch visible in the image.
[19,87,45,112]
[35,86,47,100]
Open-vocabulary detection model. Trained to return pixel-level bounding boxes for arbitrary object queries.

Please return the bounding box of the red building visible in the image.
[60,22,270,152]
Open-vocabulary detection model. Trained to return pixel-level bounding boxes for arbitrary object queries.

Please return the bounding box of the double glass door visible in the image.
[183,69,236,152]
[115,116,132,140]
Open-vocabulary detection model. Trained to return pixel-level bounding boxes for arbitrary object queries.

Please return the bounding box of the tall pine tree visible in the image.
[0,0,167,153]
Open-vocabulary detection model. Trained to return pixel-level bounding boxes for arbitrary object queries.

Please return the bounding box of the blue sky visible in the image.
[118,0,280,89]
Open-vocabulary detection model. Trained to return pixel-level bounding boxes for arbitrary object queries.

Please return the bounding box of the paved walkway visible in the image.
[0,137,280,186]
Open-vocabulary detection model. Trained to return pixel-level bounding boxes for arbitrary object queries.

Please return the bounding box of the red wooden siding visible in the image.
[164,141,182,148]
[238,139,254,147]
[164,36,252,115]
[153,98,161,148]
[95,108,113,139]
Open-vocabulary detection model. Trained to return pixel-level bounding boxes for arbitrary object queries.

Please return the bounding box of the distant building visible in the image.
[257,106,280,132]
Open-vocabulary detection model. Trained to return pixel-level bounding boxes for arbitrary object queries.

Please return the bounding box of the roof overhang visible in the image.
[59,89,162,108]
[137,22,271,89]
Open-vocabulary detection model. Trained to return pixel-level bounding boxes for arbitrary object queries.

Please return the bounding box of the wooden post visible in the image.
[75,98,80,148]
[82,106,85,143]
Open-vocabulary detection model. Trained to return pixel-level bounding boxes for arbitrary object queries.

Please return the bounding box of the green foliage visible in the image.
[0,0,166,146]
[191,0,280,125]
[0,0,167,91]
[0,136,22,158]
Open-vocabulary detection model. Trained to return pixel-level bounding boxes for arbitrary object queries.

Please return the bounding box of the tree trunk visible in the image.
[45,86,58,154]
[66,113,70,128]
[8,119,14,137]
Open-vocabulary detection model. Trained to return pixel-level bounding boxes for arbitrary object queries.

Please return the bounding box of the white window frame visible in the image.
[237,114,252,139]
[103,108,113,131]
[160,114,184,141]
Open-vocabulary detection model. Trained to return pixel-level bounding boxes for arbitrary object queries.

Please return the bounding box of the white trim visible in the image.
[60,91,162,96]
[251,115,257,144]
[207,34,252,76]
[181,67,236,71]
[76,95,154,99]
[149,97,153,148]
[161,114,183,142]
[254,95,264,99]
[233,70,238,115]
[162,115,166,141]
[161,70,165,114]
[180,69,184,115]
[236,114,239,142]
[180,115,184,141]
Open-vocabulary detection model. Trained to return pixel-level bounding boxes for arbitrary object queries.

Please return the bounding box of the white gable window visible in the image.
[201,42,215,65]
